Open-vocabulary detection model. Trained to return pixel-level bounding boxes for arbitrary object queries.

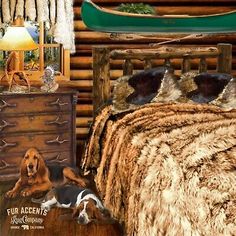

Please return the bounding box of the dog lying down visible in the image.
[32,184,112,225]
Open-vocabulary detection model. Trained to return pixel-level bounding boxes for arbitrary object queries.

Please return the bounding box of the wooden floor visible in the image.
[0,181,123,236]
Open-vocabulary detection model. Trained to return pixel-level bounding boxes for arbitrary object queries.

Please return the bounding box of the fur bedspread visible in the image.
[82,103,236,236]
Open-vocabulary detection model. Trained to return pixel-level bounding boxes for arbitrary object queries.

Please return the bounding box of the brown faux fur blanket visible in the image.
[82,103,236,236]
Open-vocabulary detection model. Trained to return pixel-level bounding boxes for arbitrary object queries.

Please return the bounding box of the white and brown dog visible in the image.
[32,184,111,225]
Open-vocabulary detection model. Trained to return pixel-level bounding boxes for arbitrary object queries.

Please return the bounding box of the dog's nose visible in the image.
[28,164,34,169]
[78,216,85,224]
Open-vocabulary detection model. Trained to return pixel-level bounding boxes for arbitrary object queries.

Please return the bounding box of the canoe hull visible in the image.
[81,0,236,33]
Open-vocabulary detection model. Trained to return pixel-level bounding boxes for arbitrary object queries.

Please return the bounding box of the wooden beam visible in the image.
[92,46,111,116]
[217,43,232,73]
[110,47,219,60]
[76,32,236,44]
[199,57,208,72]
[75,44,236,53]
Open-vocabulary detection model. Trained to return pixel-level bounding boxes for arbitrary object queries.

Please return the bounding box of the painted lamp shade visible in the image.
[0,26,38,51]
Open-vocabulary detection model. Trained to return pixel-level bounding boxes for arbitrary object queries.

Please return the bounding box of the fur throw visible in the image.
[82,103,236,236]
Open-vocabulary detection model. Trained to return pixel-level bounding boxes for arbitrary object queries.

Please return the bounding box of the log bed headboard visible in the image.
[92,43,232,114]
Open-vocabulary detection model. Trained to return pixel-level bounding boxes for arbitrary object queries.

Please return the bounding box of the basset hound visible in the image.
[32,184,111,225]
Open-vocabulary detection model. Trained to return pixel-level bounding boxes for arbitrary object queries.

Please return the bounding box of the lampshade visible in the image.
[0,26,38,51]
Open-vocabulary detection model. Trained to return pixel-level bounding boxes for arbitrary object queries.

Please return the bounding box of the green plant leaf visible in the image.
[116,3,157,15]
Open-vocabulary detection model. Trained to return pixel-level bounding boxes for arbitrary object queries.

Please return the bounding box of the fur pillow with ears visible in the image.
[210,77,236,110]
[151,70,183,103]
[112,68,182,114]
[179,72,235,108]
[112,75,136,113]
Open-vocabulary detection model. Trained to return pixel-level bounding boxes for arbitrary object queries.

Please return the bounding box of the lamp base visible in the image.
[8,70,31,92]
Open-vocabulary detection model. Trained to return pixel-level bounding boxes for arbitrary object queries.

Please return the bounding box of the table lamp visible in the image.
[0,18,38,92]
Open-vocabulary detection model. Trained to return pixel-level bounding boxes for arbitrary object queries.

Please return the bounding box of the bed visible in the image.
[82,44,236,236]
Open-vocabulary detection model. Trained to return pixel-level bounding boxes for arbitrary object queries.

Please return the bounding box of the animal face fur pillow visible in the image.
[112,68,236,113]
[112,67,182,113]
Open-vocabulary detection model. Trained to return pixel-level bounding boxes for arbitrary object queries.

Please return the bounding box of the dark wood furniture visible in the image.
[0,90,77,181]
[92,43,232,113]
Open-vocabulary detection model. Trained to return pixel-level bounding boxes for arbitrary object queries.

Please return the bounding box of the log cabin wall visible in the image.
[73,0,236,163]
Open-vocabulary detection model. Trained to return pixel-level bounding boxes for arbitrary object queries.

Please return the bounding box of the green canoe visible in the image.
[81,0,236,33]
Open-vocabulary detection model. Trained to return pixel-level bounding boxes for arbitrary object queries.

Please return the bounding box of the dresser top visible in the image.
[0,88,78,97]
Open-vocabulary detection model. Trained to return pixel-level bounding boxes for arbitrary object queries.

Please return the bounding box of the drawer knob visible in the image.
[45,116,69,126]
[0,120,16,132]
[48,98,68,108]
[0,160,17,171]
[45,136,69,145]
[0,99,17,111]
[46,154,68,164]
[0,139,17,152]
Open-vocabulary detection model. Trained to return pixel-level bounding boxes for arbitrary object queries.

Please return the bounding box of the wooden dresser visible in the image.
[0,90,77,181]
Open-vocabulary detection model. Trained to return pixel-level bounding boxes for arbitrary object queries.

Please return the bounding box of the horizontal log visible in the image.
[76,104,93,116]
[74,6,236,19]
[76,117,93,127]
[74,44,236,54]
[67,79,93,91]
[78,93,93,103]
[74,0,236,4]
[71,70,122,80]
[74,20,87,31]
[76,128,90,139]
[75,32,236,44]
[110,48,219,60]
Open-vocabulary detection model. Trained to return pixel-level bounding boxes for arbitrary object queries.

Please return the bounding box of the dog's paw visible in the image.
[20,189,33,197]
[5,190,17,198]
[40,203,50,211]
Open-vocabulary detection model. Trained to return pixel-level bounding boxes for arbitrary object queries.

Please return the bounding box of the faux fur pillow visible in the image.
[112,69,236,114]
[211,77,236,110]
[112,67,183,113]
[179,72,235,109]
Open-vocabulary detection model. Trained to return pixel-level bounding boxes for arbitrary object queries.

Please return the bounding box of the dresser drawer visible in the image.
[0,114,71,134]
[0,155,21,179]
[0,94,72,114]
[0,133,71,154]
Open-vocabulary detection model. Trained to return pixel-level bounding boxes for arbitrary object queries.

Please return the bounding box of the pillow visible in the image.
[112,67,182,113]
[211,77,236,110]
[185,72,232,104]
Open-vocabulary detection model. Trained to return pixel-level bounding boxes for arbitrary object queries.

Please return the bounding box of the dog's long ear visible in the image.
[36,152,47,177]
[72,208,80,219]
[20,156,28,178]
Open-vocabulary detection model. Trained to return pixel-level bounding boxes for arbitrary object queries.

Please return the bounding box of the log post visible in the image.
[182,56,191,73]
[199,57,207,73]
[217,43,232,73]
[123,59,133,75]
[92,46,110,116]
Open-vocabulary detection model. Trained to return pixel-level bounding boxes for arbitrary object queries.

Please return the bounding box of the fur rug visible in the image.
[82,103,236,236]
